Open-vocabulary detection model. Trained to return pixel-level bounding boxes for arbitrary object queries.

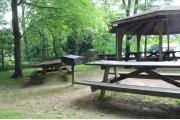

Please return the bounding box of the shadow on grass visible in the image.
[0,68,71,88]
[71,93,180,119]
[0,68,36,87]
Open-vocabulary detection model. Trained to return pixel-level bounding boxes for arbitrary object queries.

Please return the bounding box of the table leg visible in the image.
[113,66,118,84]
[172,52,177,61]
[143,69,180,88]
[42,66,47,74]
[72,65,75,85]
[99,66,110,100]
[114,66,117,78]
[110,69,143,83]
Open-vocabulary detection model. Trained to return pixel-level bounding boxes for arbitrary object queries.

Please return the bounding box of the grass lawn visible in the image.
[0,68,36,87]
[0,65,180,119]
[0,65,102,119]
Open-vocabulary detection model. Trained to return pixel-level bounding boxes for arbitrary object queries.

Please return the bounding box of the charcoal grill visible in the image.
[61,55,85,85]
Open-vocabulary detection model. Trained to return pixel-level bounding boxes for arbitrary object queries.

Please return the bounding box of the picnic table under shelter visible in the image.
[76,6,180,100]
[110,6,180,61]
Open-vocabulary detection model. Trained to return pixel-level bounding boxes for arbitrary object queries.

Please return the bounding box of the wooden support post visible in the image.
[144,36,147,58]
[116,33,120,60]
[116,32,124,61]
[114,66,117,78]
[166,18,170,53]
[99,66,110,100]
[119,34,124,60]
[159,18,163,61]
[125,36,131,61]
[137,34,141,61]
[167,35,170,53]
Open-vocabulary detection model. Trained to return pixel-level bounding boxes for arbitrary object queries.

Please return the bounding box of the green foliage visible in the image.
[0,29,13,55]
[0,0,8,25]
[0,28,13,69]
[20,0,108,60]
[0,68,35,87]
[148,44,159,52]
[0,0,177,68]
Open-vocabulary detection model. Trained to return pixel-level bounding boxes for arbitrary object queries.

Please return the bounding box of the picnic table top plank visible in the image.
[31,59,63,68]
[86,60,180,68]
[39,59,62,66]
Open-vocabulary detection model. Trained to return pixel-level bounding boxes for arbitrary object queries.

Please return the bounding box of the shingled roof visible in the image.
[110,6,180,35]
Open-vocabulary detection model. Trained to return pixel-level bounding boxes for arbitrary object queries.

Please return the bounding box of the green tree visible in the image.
[0,28,13,70]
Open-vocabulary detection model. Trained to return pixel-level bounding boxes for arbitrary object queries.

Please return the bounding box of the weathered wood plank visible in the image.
[110,69,143,83]
[86,60,180,68]
[143,69,180,88]
[75,80,180,98]
[116,72,180,80]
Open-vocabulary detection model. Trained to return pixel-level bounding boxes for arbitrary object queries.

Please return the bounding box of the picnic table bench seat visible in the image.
[75,80,180,98]
[109,71,180,80]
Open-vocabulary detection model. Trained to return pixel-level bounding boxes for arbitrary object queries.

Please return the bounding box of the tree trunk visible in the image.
[123,0,140,60]
[74,40,78,55]
[11,0,23,78]
[134,0,138,14]
[48,28,58,58]
[1,46,5,70]
[124,0,131,59]
[52,35,58,58]
[0,31,5,70]
[144,0,148,58]
[39,30,46,60]
[21,3,28,59]
[122,0,131,16]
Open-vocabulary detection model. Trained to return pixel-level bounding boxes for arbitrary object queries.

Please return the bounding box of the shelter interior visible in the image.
[110,6,180,61]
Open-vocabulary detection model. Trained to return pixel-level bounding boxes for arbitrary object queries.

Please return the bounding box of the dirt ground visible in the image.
[1,68,180,119]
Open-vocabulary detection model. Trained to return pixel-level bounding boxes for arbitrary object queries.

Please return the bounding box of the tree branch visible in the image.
[125,0,131,17]
[23,2,62,10]
[122,0,126,6]
[134,0,138,14]
[20,15,67,39]
[17,0,24,5]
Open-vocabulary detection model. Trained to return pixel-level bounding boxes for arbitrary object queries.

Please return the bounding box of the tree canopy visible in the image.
[0,0,176,78]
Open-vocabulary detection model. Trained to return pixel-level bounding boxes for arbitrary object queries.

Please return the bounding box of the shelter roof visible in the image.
[110,6,180,35]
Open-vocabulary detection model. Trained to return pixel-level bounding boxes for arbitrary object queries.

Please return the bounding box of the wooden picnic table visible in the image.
[98,54,116,60]
[31,59,64,74]
[76,60,180,99]
[86,60,180,68]
[147,51,176,60]
[25,59,66,86]
[124,51,177,61]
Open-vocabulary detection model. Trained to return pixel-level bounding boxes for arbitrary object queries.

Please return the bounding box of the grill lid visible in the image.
[61,55,85,65]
